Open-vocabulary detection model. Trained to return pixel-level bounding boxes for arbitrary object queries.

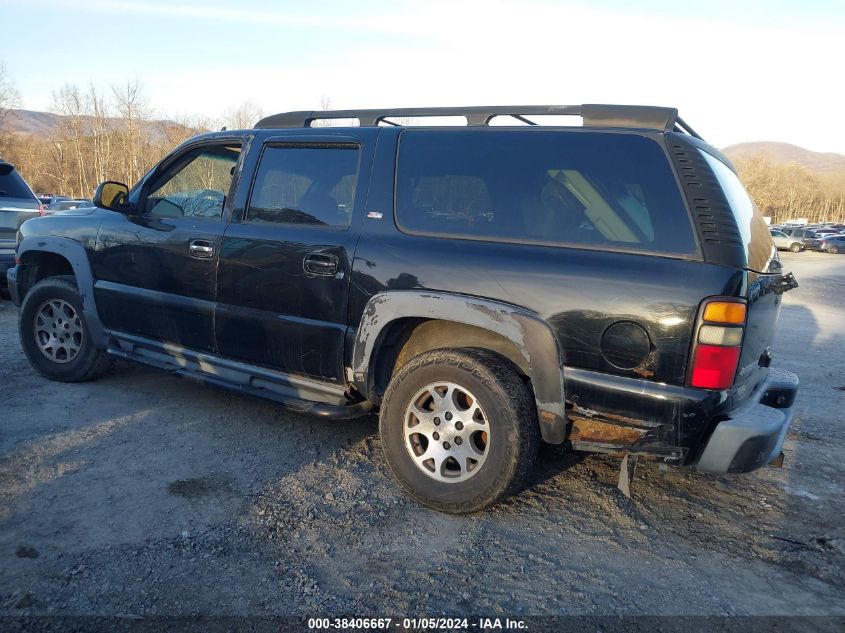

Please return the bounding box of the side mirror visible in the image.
[93,181,130,211]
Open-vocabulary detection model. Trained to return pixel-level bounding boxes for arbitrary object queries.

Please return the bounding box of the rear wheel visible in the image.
[380,348,539,513]
[19,276,111,382]
[789,243,802,252]
[830,245,840,254]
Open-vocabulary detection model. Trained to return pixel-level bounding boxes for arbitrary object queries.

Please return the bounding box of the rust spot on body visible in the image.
[633,366,654,378]
[569,403,660,428]
[568,417,648,445]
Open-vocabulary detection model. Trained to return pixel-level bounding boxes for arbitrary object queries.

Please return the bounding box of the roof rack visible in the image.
[254,104,702,139]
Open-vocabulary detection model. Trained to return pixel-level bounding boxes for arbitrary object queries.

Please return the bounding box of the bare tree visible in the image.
[222,99,264,130]
[52,84,92,197]
[111,78,152,185]
[0,61,21,154]
[310,96,334,127]
[734,152,845,224]
[88,82,112,186]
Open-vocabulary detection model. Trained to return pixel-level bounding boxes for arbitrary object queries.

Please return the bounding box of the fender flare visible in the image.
[16,236,107,346]
[351,291,567,443]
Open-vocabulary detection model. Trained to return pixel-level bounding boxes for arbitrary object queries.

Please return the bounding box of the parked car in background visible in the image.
[810,235,845,254]
[45,199,93,213]
[1,161,42,295]
[38,194,70,207]
[782,227,828,247]
[769,229,804,252]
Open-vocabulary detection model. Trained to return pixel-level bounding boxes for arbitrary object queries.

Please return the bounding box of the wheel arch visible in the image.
[15,236,107,346]
[351,291,567,443]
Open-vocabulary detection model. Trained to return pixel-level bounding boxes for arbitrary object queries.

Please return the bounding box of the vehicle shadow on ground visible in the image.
[763,299,845,588]
[0,345,382,614]
[531,442,587,486]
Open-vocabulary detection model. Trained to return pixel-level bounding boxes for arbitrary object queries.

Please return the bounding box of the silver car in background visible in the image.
[769,228,804,252]
[0,161,42,294]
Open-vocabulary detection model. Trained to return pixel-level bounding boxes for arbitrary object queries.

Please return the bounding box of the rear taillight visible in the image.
[38,204,46,216]
[689,299,746,390]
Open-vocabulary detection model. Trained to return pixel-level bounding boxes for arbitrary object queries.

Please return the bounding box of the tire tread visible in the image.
[19,275,111,383]
[380,347,539,513]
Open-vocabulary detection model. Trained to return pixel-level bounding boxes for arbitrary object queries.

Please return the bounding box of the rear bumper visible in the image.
[694,368,799,474]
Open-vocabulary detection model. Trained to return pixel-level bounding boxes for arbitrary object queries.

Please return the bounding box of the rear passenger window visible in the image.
[247,145,359,227]
[395,130,698,256]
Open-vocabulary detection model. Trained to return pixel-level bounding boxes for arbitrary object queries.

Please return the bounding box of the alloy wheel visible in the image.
[403,381,490,483]
[33,298,84,363]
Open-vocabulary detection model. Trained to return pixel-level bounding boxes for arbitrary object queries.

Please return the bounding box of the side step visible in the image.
[107,331,374,420]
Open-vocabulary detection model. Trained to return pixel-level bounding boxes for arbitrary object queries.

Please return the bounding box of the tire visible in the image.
[830,246,840,255]
[19,275,111,382]
[379,348,539,513]
[789,243,802,252]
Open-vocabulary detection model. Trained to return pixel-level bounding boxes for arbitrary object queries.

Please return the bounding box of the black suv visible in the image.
[6,105,799,513]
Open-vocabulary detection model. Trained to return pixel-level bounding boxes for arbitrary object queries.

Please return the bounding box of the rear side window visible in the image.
[395,130,698,256]
[699,150,772,262]
[247,145,359,227]
[0,167,37,201]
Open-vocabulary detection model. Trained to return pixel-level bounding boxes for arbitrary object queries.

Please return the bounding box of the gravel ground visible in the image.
[0,252,843,618]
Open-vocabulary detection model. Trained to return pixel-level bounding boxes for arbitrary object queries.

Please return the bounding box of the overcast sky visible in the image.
[2,0,844,152]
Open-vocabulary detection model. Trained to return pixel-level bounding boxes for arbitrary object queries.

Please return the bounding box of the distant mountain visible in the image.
[722,141,845,173]
[3,108,191,145]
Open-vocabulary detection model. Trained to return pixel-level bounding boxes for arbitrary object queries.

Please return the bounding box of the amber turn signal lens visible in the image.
[703,302,746,324]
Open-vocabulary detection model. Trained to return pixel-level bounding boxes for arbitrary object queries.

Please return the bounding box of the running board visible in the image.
[107,331,373,420]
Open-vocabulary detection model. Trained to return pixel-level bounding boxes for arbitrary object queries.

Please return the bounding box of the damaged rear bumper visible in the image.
[694,368,799,474]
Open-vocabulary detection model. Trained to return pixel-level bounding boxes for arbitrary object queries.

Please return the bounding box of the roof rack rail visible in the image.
[254,104,702,139]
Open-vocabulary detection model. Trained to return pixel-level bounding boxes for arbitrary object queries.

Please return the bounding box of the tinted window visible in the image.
[0,167,37,201]
[395,130,697,256]
[146,144,241,219]
[700,150,772,265]
[247,145,359,227]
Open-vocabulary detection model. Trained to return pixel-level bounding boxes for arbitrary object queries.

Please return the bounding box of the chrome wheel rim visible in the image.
[403,381,490,483]
[33,298,84,364]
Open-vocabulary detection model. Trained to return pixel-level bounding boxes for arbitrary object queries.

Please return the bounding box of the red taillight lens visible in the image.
[38,204,46,216]
[690,344,741,389]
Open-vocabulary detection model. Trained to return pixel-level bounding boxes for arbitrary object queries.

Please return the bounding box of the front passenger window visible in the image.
[145,144,241,219]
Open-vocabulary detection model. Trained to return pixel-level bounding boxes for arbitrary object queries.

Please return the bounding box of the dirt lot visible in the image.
[1,252,843,618]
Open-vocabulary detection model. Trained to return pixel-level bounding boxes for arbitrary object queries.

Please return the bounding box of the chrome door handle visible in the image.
[303,252,339,276]
[189,240,215,259]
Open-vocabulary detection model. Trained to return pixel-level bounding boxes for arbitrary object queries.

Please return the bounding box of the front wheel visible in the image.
[379,348,539,513]
[789,243,802,252]
[19,276,111,382]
